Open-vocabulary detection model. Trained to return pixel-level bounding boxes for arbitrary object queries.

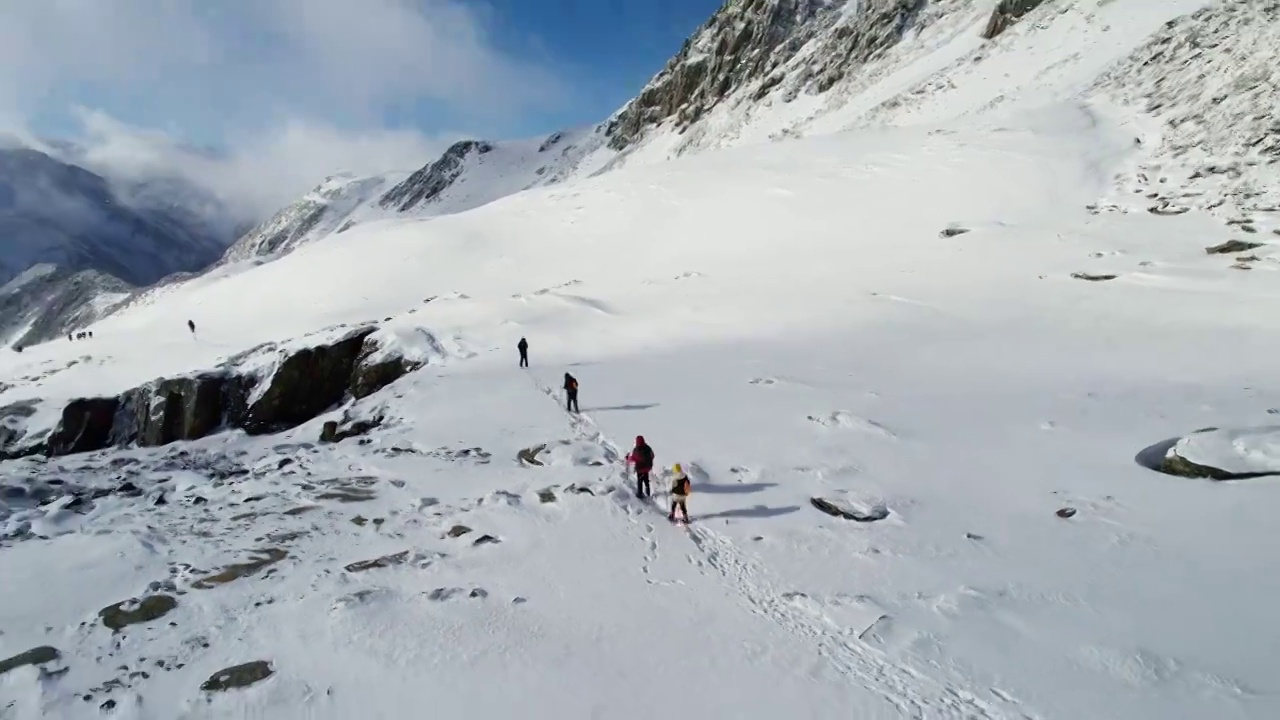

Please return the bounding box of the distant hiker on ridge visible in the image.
[518,337,529,367]
[626,435,655,499]
[669,463,691,523]
[563,372,579,413]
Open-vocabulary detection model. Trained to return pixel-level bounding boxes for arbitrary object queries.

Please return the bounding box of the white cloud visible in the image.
[0,0,570,222]
[62,109,461,220]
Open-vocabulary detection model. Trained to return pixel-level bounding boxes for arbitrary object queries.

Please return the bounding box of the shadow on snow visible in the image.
[696,505,801,521]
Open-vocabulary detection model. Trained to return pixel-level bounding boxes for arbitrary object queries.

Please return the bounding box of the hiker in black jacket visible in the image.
[563,372,579,413]
[518,337,529,367]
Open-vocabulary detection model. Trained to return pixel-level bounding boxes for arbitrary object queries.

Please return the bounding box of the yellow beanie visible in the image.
[672,463,682,474]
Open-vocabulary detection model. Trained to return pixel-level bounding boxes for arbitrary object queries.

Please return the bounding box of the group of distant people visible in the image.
[517,336,690,523]
[66,319,196,343]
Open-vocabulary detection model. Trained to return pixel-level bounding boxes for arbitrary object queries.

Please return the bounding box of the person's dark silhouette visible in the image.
[563,372,579,413]
[518,337,529,367]
[627,435,655,498]
[187,319,196,335]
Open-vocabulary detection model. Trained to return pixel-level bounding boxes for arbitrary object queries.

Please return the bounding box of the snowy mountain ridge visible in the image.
[0,146,244,348]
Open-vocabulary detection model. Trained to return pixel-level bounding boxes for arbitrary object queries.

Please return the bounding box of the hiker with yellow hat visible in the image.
[669,463,691,523]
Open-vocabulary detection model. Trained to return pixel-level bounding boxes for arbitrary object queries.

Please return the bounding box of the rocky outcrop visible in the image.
[98,595,178,631]
[241,328,375,435]
[603,0,931,151]
[113,373,253,447]
[379,141,495,213]
[12,324,431,461]
[201,661,274,692]
[981,0,1050,40]
[810,496,890,522]
[1206,239,1263,255]
[0,646,61,676]
[46,397,119,456]
[605,0,834,150]
[0,399,41,458]
[1159,449,1280,481]
[350,334,426,400]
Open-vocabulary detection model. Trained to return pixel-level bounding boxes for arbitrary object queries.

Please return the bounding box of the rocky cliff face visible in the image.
[601,0,981,152]
[2,325,432,460]
[603,0,838,150]
[380,141,495,213]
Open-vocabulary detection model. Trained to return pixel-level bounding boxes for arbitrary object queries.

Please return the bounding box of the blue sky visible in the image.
[0,0,724,215]
[5,0,723,146]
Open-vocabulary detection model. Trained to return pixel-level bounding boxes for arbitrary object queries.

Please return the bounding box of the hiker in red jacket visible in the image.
[563,372,579,413]
[626,435,654,498]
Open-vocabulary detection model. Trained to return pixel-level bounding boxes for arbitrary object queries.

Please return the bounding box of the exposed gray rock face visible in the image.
[981,0,1050,40]
[605,0,837,150]
[241,327,375,435]
[602,0,935,151]
[112,373,254,447]
[379,141,495,213]
[350,334,426,400]
[46,398,120,456]
[4,323,432,460]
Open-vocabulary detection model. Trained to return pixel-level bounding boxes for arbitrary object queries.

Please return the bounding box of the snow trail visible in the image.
[530,376,1034,719]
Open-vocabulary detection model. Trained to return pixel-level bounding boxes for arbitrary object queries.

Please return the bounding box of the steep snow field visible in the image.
[2,96,1277,719]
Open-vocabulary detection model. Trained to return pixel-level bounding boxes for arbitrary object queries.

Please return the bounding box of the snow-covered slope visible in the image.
[2,87,1279,717]
[219,174,402,265]
[220,128,616,266]
[3,2,1280,718]
[0,265,132,349]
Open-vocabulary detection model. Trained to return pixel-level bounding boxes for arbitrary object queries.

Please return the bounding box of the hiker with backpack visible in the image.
[626,435,655,498]
[563,372,580,413]
[669,463,691,523]
[518,337,529,367]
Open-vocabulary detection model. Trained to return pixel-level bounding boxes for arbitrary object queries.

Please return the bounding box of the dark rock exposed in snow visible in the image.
[0,646,61,676]
[98,595,178,632]
[242,328,375,435]
[114,373,254,447]
[1205,239,1263,255]
[981,0,1050,40]
[201,660,274,692]
[4,323,431,461]
[810,496,890,522]
[46,397,120,456]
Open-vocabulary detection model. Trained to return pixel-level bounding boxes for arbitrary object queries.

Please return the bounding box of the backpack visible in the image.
[635,444,654,467]
[567,377,578,391]
[674,476,691,495]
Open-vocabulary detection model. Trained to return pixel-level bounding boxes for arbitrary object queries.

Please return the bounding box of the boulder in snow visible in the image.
[98,594,177,632]
[1160,426,1280,480]
[200,660,274,692]
[810,496,889,523]
[0,646,61,676]
[1205,239,1263,255]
